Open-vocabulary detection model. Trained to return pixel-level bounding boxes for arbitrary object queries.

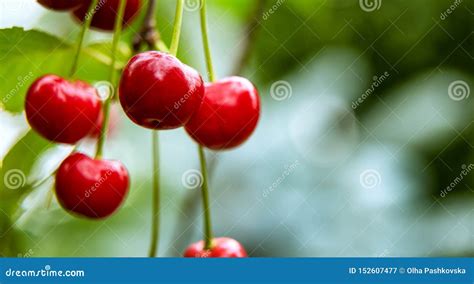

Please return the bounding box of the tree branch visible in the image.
[133,0,159,51]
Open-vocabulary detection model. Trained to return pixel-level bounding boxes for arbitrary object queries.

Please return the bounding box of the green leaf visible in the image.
[0,28,71,112]
[0,130,53,213]
[0,27,122,113]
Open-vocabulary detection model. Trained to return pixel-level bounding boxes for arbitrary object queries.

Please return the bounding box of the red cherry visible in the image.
[37,0,83,11]
[119,51,204,130]
[55,153,129,219]
[185,76,260,150]
[25,75,101,144]
[184,237,248,258]
[72,0,141,31]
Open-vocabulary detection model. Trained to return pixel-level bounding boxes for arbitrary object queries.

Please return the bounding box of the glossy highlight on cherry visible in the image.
[55,153,130,219]
[185,76,261,150]
[25,74,102,144]
[119,51,204,130]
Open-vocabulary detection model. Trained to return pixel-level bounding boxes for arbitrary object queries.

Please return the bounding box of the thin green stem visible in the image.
[108,0,127,84]
[198,145,213,249]
[169,0,184,56]
[95,0,127,159]
[69,0,100,78]
[147,0,184,257]
[167,1,263,253]
[198,0,216,250]
[199,0,216,82]
[148,131,160,257]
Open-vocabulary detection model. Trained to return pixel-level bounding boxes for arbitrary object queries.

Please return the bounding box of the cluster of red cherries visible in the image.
[28,0,260,258]
[37,0,141,31]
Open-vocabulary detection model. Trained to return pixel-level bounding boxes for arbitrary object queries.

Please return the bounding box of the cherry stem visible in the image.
[137,0,161,259]
[69,0,100,78]
[207,0,266,178]
[148,130,160,257]
[198,0,215,250]
[95,0,127,159]
[167,0,265,252]
[148,0,183,257]
[198,145,213,249]
[169,0,184,56]
[200,0,216,82]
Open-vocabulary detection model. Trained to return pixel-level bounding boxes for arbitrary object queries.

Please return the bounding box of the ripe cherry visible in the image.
[185,76,260,150]
[184,237,248,258]
[25,75,101,144]
[119,51,204,130]
[72,0,142,31]
[37,0,83,11]
[55,153,129,219]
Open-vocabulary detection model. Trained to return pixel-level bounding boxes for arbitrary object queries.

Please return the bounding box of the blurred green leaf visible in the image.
[0,131,53,213]
[0,27,71,113]
[0,27,124,113]
[0,214,30,257]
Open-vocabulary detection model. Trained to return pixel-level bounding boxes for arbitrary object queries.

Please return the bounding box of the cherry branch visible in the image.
[133,0,168,52]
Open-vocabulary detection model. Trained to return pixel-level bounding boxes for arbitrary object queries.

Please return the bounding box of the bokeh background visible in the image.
[0,0,473,257]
